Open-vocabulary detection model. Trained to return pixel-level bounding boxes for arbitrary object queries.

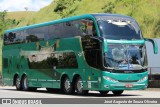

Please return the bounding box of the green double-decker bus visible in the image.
[2,14,158,95]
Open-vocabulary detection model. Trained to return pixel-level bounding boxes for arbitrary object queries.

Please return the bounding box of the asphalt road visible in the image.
[0,86,160,107]
[0,86,159,98]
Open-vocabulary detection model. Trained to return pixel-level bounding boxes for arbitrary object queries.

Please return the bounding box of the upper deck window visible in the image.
[96,16,142,40]
[4,18,97,45]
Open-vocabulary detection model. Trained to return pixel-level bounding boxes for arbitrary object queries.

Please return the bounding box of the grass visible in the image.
[6,11,35,21]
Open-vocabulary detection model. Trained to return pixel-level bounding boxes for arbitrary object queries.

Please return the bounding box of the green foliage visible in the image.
[102,2,115,13]
[54,0,81,18]
[154,19,160,38]
[5,0,160,38]
[0,10,21,36]
[0,11,7,35]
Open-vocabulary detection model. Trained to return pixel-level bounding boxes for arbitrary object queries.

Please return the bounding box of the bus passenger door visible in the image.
[81,36,102,90]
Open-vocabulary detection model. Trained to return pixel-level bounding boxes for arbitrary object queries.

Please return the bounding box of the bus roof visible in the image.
[5,13,134,33]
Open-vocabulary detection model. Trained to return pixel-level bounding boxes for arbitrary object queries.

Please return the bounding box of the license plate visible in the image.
[125,84,133,88]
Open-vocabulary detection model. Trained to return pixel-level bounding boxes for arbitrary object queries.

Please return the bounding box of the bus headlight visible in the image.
[138,76,148,82]
[103,76,118,82]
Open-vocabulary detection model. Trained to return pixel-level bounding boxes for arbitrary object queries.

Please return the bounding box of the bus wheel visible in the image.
[62,76,73,94]
[99,91,109,95]
[15,76,21,90]
[112,90,124,96]
[22,75,29,91]
[75,76,88,95]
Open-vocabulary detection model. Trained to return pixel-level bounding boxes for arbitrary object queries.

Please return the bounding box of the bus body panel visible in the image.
[2,14,150,92]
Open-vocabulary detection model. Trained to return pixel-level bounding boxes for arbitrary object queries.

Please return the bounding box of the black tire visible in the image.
[99,91,109,95]
[112,90,124,96]
[21,75,29,91]
[75,76,88,95]
[15,76,22,90]
[61,76,73,94]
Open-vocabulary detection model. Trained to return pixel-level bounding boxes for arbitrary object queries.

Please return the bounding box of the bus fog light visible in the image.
[138,76,148,82]
[103,76,118,82]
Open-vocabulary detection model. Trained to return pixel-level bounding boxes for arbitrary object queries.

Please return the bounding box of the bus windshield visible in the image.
[97,18,142,40]
[104,44,147,70]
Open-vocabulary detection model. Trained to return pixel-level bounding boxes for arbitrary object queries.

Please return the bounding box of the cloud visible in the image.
[0,0,52,12]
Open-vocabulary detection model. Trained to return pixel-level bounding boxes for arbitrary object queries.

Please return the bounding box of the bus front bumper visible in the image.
[100,71,148,91]
[102,83,147,90]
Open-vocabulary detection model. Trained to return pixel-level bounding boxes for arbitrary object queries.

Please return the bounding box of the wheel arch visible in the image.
[60,74,69,86]
[72,74,81,83]
[21,73,28,80]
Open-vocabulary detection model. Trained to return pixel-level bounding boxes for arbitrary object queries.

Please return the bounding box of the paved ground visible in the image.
[0,86,160,107]
[0,86,160,98]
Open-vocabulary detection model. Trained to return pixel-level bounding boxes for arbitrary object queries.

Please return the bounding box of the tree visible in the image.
[24,7,28,11]
[0,10,7,36]
[54,0,81,18]
[0,10,20,38]
[102,2,115,13]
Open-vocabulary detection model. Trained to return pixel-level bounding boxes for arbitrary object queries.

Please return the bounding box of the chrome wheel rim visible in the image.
[16,77,20,89]
[23,77,28,89]
[64,78,70,91]
[77,78,82,92]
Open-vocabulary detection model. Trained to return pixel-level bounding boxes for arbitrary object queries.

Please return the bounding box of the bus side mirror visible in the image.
[144,38,158,54]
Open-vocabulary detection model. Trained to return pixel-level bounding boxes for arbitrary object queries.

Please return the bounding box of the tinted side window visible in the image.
[48,19,97,39]
[25,26,48,43]
[63,22,82,37]
[72,19,97,36]
[81,36,102,69]
[57,52,78,68]
[4,31,24,45]
[28,51,78,69]
[48,24,65,39]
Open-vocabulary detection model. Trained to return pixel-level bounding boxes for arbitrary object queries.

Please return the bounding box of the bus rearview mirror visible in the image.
[144,38,158,54]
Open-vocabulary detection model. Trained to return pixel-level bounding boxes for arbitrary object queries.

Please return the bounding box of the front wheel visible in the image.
[112,90,124,96]
[75,77,88,95]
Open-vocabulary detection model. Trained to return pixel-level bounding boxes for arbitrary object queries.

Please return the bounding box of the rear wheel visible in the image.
[61,76,73,94]
[112,90,124,96]
[22,75,29,91]
[75,76,88,95]
[15,76,22,90]
[99,91,109,95]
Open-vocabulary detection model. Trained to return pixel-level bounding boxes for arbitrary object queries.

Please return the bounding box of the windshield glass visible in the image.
[104,44,147,70]
[97,17,142,40]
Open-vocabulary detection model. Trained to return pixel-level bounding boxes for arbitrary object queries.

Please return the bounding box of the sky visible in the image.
[0,0,53,12]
